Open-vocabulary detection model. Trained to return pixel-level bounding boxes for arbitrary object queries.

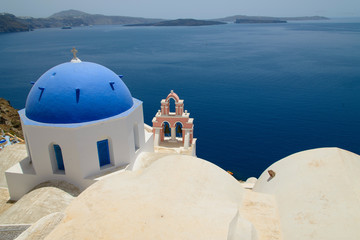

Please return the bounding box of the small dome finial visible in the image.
[71,47,82,63]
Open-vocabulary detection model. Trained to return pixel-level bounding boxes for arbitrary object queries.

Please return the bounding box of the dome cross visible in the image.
[70,47,82,63]
[71,47,78,59]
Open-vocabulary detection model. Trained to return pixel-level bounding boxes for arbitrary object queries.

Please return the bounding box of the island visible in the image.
[214,15,329,22]
[0,10,330,33]
[0,13,30,33]
[126,18,227,27]
[235,19,287,24]
[0,10,164,33]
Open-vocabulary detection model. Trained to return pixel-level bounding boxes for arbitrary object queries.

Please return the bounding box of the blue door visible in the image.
[97,139,110,167]
[54,144,65,170]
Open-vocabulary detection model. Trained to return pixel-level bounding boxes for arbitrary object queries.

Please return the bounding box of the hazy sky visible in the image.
[1,0,359,19]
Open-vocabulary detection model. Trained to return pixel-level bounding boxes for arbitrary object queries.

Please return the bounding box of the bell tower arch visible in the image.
[152,90,196,156]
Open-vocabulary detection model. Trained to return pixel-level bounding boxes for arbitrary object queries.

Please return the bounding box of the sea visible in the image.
[1,18,360,180]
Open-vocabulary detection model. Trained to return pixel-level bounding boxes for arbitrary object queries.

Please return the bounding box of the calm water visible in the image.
[1,19,360,179]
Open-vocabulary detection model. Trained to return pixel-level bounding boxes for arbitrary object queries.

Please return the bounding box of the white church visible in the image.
[5,51,154,200]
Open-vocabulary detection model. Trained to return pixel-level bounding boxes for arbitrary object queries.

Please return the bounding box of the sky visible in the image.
[1,0,359,19]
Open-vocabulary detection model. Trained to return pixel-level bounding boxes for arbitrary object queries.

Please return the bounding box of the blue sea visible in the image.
[1,19,360,179]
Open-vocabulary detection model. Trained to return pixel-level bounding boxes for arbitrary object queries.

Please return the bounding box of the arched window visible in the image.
[54,144,65,171]
[50,143,65,174]
[176,122,183,138]
[97,139,111,167]
[163,122,171,137]
[169,98,176,114]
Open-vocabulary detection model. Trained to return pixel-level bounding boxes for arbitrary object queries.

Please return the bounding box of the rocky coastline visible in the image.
[0,98,23,139]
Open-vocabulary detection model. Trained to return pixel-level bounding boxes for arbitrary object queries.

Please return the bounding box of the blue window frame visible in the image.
[97,139,110,167]
[53,144,65,171]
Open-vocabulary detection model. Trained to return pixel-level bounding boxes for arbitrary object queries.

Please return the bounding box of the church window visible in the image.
[169,98,176,114]
[163,122,171,137]
[53,144,65,171]
[97,139,111,167]
[176,122,183,138]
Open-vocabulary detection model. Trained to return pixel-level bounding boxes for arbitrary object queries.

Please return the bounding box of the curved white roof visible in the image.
[45,155,256,240]
[253,147,360,240]
[0,181,79,224]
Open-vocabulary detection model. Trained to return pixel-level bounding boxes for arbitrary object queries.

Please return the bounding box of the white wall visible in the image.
[6,99,154,200]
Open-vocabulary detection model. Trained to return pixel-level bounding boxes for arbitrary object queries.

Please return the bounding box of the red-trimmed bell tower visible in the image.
[152,90,196,155]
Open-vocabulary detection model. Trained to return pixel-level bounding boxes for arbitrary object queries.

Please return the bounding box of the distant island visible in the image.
[235,19,287,24]
[126,19,226,27]
[214,15,329,23]
[0,10,164,33]
[0,13,31,32]
[0,10,330,33]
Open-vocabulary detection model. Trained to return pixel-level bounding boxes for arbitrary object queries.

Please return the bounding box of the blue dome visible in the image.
[25,62,134,124]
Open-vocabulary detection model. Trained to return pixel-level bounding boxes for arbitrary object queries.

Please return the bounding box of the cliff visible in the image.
[0,14,30,33]
[0,98,23,139]
[0,10,164,32]
[48,9,163,25]
[19,9,163,30]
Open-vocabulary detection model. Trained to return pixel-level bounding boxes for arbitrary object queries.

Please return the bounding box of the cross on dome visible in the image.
[71,47,77,58]
[71,47,82,63]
